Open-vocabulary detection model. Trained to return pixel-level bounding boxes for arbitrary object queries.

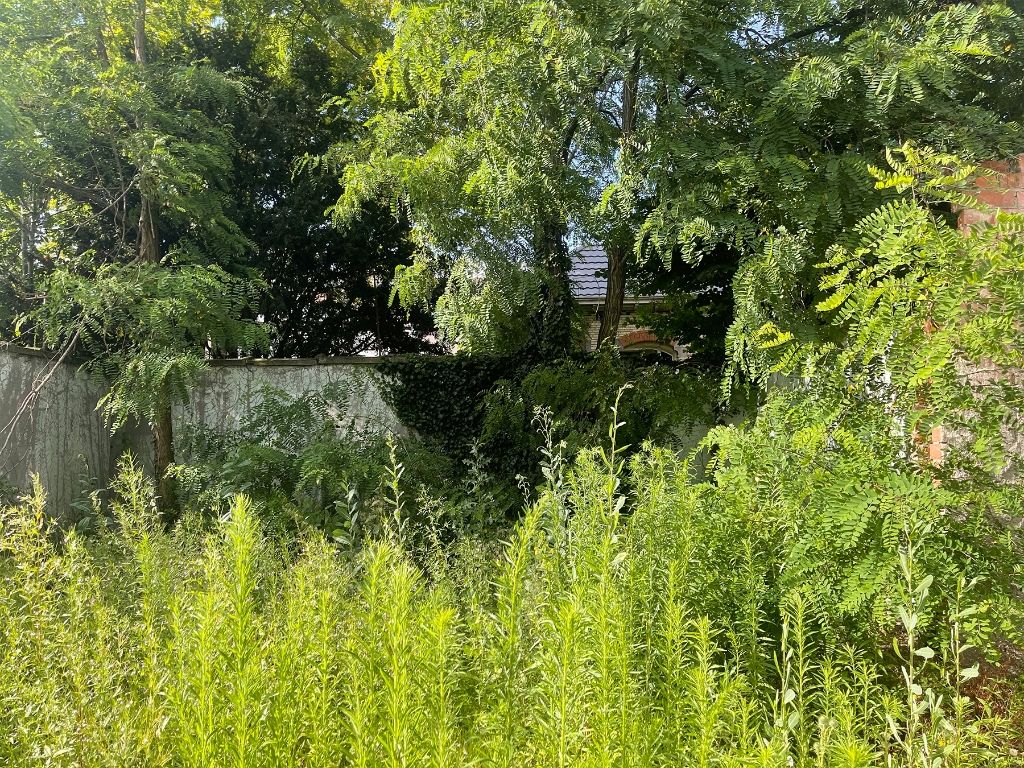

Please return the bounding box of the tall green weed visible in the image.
[1,433,1019,767]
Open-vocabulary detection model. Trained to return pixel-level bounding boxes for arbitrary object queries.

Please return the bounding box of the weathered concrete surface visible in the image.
[1,346,401,517]
[0,345,126,518]
[177,357,401,436]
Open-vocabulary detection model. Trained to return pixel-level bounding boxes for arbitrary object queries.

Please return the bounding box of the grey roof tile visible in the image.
[569,245,662,301]
[569,245,609,299]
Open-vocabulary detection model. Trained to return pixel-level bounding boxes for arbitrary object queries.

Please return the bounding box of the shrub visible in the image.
[381,346,728,493]
[170,383,505,548]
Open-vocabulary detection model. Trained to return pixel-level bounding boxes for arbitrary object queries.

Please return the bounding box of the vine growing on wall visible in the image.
[378,348,725,490]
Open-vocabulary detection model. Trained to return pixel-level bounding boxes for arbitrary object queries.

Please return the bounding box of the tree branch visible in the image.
[761,5,868,53]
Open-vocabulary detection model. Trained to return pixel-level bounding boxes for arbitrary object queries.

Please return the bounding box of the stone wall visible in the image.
[0,346,401,517]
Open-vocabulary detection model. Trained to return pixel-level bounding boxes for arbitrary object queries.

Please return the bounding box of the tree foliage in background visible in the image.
[378,348,721,506]
[337,0,1024,362]
[0,0,272,511]
[0,0,441,513]
[192,18,437,356]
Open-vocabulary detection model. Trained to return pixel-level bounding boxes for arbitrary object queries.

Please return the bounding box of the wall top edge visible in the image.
[0,344,426,368]
[206,354,418,368]
[0,342,69,361]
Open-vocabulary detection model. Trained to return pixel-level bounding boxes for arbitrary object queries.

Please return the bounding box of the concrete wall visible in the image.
[176,357,402,437]
[0,344,139,519]
[0,346,401,518]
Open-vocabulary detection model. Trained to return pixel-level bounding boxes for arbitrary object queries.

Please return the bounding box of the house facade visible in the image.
[569,245,683,360]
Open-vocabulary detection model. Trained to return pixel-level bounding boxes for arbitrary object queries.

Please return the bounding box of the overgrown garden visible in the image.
[2,0,1024,764]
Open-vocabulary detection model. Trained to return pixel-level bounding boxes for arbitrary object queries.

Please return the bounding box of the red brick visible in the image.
[617,330,659,347]
[959,208,995,230]
[928,426,945,465]
[976,188,1018,209]
[979,158,1016,175]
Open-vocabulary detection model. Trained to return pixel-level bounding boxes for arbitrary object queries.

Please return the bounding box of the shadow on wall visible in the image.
[0,344,147,520]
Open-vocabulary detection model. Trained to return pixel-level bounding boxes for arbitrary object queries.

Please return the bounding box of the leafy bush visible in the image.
[173,384,381,507]
[482,351,725,473]
[170,383,499,546]
[382,347,727,491]
[712,146,1024,647]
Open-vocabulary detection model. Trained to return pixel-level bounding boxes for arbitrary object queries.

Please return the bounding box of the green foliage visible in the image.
[1,434,1019,767]
[480,351,721,480]
[378,352,525,458]
[432,259,544,354]
[730,145,1024,475]
[193,25,437,356]
[696,387,1022,645]
[171,384,457,547]
[338,0,1024,355]
[0,0,270,497]
[0,0,255,275]
[380,348,723,495]
[708,148,1024,647]
[0,0,431,439]
[29,261,267,427]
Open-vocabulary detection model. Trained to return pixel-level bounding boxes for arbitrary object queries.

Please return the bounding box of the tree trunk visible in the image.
[153,401,177,522]
[139,192,171,519]
[132,0,176,520]
[133,0,147,65]
[597,241,627,346]
[134,0,159,266]
[597,45,642,345]
[534,218,574,358]
[19,190,35,284]
[138,197,158,263]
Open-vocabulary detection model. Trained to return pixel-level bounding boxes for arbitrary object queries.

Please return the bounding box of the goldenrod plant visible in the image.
[2,428,1020,768]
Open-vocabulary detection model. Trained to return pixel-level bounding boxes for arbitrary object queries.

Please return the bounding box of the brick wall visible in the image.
[959,155,1024,228]
[929,155,1024,465]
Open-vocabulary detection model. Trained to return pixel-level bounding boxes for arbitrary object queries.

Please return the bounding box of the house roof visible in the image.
[569,245,610,300]
[569,245,663,304]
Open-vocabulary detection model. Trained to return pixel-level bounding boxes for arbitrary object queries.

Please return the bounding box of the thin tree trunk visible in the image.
[132,0,175,519]
[596,45,641,346]
[139,192,172,517]
[134,0,158,265]
[133,0,147,65]
[597,242,627,346]
[153,400,177,521]
[95,25,110,66]
[138,197,158,263]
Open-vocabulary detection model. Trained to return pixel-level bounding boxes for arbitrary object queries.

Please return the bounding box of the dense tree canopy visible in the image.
[0,0,438,510]
[194,25,436,356]
[337,0,1024,359]
[3,0,1024,513]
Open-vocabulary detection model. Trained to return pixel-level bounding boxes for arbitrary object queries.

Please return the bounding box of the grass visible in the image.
[0,438,1021,767]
